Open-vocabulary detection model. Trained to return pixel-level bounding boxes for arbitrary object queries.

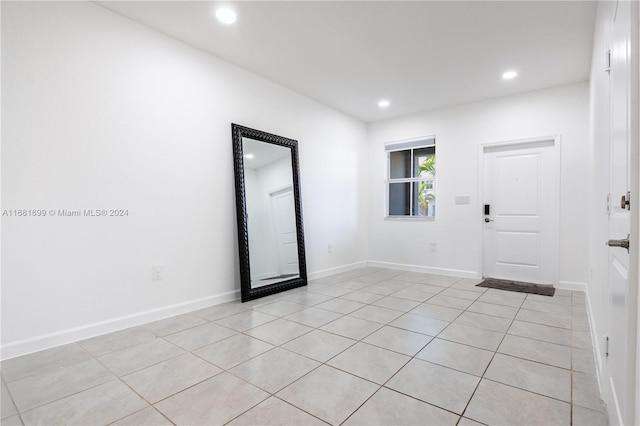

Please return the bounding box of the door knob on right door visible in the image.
[607,234,630,252]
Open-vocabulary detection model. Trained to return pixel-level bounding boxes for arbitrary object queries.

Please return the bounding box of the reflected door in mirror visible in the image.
[243,137,300,288]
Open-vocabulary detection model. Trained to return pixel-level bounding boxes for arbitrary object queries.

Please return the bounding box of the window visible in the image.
[386,136,436,218]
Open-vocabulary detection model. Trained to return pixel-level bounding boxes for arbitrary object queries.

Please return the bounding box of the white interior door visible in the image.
[482,140,559,284]
[605,1,636,423]
[270,188,299,276]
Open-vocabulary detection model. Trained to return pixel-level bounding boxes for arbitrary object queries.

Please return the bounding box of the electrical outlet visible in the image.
[152,264,163,281]
[430,243,437,252]
[328,244,333,253]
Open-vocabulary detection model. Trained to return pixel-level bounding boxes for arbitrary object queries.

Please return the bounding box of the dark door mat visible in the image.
[476,278,556,296]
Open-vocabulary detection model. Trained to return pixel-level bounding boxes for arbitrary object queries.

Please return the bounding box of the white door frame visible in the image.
[477,135,562,285]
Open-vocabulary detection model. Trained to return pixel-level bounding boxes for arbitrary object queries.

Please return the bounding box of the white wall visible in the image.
[367,82,590,285]
[1,1,367,358]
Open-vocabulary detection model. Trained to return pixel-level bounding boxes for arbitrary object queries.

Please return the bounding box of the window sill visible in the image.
[385,216,435,222]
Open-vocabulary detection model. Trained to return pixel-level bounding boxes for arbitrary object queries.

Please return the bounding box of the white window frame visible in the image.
[385,136,436,220]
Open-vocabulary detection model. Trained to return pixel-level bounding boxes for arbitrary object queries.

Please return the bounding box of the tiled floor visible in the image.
[1,267,610,425]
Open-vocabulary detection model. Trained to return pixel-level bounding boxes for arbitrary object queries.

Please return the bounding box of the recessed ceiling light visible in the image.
[502,70,518,80]
[215,7,237,25]
[378,99,390,108]
[245,153,254,159]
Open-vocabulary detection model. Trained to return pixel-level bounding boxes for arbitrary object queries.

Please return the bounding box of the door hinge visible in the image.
[606,194,611,215]
[605,335,609,357]
[605,49,612,73]
[621,191,630,210]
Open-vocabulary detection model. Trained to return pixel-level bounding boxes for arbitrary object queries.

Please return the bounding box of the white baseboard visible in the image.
[0,290,240,361]
[366,260,478,279]
[307,261,368,281]
[557,280,588,292]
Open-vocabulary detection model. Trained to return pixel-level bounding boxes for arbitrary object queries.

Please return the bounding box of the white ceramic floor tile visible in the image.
[143,313,207,337]
[453,311,512,333]
[230,348,319,393]
[98,339,184,376]
[476,292,524,308]
[386,359,479,414]
[228,397,326,425]
[282,329,356,362]
[426,294,474,310]
[498,334,571,369]
[253,300,307,317]
[244,318,313,345]
[155,373,269,425]
[214,310,278,332]
[1,344,92,383]
[163,322,236,351]
[521,299,572,315]
[192,302,248,322]
[78,327,157,358]
[389,313,449,336]
[344,387,459,425]
[391,288,437,302]
[415,338,493,376]
[349,305,403,324]
[440,288,480,301]
[465,379,570,425]
[573,371,606,412]
[0,415,23,426]
[467,300,518,319]
[20,381,147,426]
[277,365,379,425]
[327,342,410,384]
[484,353,571,402]
[437,323,504,351]
[320,316,383,340]
[409,303,463,322]
[315,298,366,315]
[7,359,114,412]
[572,405,609,426]
[371,296,421,312]
[1,379,18,419]
[284,307,342,328]
[282,292,333,306]
[515,308,571,329]
[340,290,385,304]
[193,334,273,370]
[362,326,432,356]
[122,353,221,403]
[507,320,572,346]
[111,407,172,425]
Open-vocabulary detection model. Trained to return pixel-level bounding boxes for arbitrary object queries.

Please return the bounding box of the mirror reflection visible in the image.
[243,137,300,288]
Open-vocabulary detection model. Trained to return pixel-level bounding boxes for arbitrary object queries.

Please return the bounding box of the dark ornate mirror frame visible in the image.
[231,123,307,302]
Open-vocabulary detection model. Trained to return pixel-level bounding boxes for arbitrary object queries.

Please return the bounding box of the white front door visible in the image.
[605,1,637,423]
[270,188,299,275]
[482,139,559,284]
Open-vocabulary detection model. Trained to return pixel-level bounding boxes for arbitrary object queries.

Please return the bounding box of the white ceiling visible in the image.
[97,1,597,123]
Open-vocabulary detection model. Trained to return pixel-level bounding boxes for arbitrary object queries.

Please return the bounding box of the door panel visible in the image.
[496,154,540,215]
[606,1,635,422]
[483,140,558,284]
[271,189,299,275]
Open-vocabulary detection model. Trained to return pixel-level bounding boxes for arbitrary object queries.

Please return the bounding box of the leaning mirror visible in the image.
[231,124,307,302]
